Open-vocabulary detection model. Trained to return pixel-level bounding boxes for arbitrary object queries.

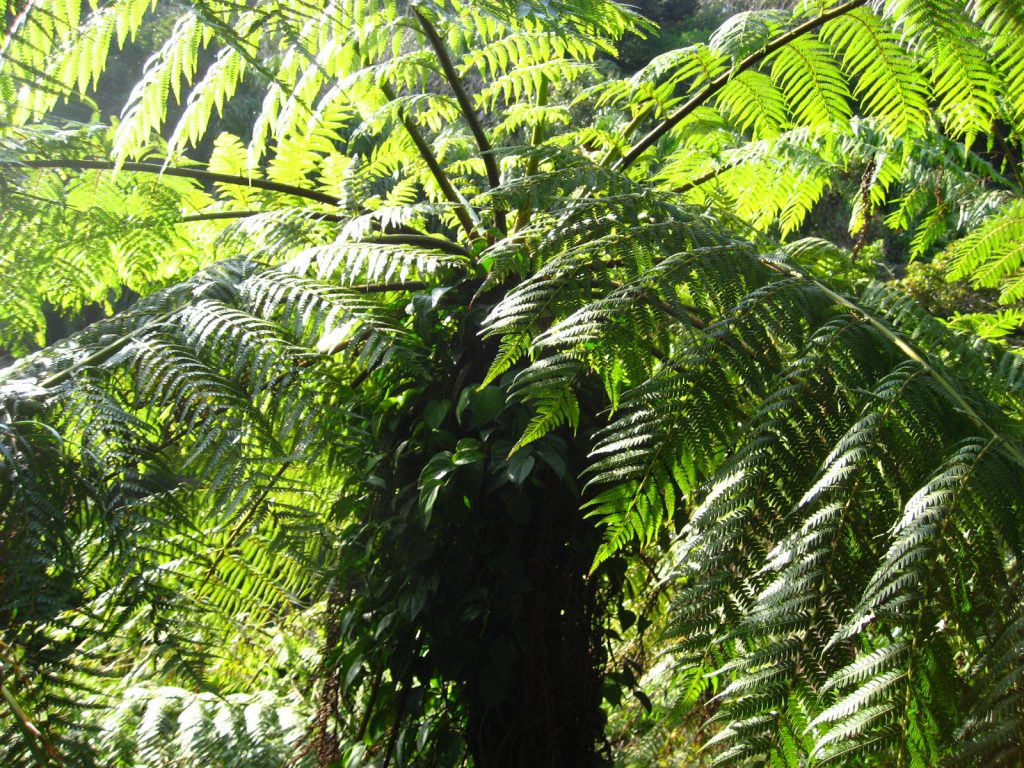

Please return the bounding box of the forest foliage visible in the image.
[2,0,1024,766]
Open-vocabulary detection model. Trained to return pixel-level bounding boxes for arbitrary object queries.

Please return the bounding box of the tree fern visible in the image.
[4,1,1024,767]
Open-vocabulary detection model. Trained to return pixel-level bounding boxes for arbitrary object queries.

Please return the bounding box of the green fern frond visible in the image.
[820,8,930,138]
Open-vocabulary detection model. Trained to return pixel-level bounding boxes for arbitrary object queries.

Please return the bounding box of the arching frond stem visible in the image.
[39,308,182,388]
[515,74,549,232]
[180,210,321,223]
[0,160,341,206]
[600,105,653,168]
[0,680,64,767]
[770,260,1024,468]
[379,83,481,242]
[413,7,506,234]
[675,163,732,194]
[202,461,292,583]
[615,0,869,172]
[358,234,473,258]
[346,281,429,293]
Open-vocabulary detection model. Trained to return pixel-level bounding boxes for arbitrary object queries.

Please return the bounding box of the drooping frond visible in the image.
[479,197,1024,763]
[945,198,1024,304]
[95,685,313,768]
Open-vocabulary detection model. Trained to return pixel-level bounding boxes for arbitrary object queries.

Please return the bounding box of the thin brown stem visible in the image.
[180,209,334,223]
[0,678,64,767]
[355,667,384,741]
[178,210,474,257]
[599,103,655,169]
[381,674,412,768]
[992,121,1024,190]
[674,163,732,194]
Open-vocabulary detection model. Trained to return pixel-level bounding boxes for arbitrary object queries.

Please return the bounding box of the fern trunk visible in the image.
[442,328,608,766]
[462,479,606,768]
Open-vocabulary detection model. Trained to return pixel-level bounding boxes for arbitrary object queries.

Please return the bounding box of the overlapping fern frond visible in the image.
[490,206,1024,764]
[0,235,444,762]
